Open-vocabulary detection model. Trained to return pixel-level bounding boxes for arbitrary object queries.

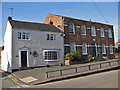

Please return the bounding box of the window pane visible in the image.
[101,28,104,37]
[18,32,21,39]
[108,29,112,38]
[50,34,53,40]
[47,34,49,40]
[81,25,86,35]
[54,35,56,40]
[26,33,30,39]
[91,26,96,36]
[69,23,74,34]
[44,51,58,61]
[82,43,87,54]
[22,32,26,39]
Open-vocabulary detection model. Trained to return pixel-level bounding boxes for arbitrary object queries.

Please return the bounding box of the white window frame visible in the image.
[81,25,86,35]
[82,43,88,55]
[69,22,75,35]
[18,32,31,40]
[43,50,60,61]
[102,44,106,54]
[70,42,76,53]
[46,34,56,41]
[108,29,112,38]
[100,28,105,37]
[110,45,113,54]
[91,26,96,36]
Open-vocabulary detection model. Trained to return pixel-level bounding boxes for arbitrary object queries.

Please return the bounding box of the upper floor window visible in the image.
[91,26,96,36]
[108,29,112,38]
[69,22,75,34]
[70,42,76,53]
[82,43,87,55]
[47,34,56,41]
[102,44,106,54]
[110,44,113,54]
[18,32,30,40]
[81,25,86,35]
[100,28,104,37]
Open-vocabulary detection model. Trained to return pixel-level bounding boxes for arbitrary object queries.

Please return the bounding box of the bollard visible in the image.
[88,65,91,70]
[100,63,102,68]
[75,67,77,73]
[60,70,62,76]
[46,72,48,78]
[109,62,111,66]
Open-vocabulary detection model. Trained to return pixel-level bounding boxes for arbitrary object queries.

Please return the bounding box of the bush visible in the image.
[65,50,81,61]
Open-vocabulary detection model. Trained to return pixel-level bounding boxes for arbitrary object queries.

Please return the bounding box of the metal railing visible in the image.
[46,59,120,78]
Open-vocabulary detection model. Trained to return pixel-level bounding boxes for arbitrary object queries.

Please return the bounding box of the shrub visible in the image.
[65,50,81,61]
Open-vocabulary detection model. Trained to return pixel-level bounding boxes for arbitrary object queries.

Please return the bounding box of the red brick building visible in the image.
[43,14,115,60]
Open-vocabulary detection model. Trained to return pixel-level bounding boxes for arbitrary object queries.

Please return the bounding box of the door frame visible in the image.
[19,47,29,68]
[92,44,98,57]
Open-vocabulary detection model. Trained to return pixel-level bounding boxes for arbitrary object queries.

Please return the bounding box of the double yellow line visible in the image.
[1,70,24,86]
[8,74,24,86]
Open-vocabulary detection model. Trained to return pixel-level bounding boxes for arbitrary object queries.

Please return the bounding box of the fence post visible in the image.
[60,70,62,76]
[100,63,102,68]
[75,67,77,73]
[88,65,91,70]
[117,60,119,65]
[109,62,111,66]
[46,72,48,78]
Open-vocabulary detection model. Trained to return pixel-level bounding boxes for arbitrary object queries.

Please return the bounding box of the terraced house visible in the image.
[1,17,64,72]
[44,14,115,60]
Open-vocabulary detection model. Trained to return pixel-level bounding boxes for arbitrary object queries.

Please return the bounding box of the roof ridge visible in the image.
[10,20,48,25]
[48,13,113,26]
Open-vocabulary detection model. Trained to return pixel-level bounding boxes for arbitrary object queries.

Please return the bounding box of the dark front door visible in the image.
[92,44,97,57]
[21,51,27,67]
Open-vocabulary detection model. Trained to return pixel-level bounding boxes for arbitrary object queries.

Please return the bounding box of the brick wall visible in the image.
[43,14,115,60]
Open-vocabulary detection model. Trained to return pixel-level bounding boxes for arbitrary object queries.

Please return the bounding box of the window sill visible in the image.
[81,34,87,36]
[110,53,114,55]
[82,53,88,55]
[17,39,31,40]
[101,36,105,38]
[45,60,60,61]
[108,37,112,39]
[91,35,96,37]
[69,33,75,35]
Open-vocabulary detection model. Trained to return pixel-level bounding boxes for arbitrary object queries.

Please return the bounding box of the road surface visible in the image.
[31,70,118,88]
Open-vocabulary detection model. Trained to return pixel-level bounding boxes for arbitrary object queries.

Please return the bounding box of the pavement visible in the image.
[30,70,119,88]
[1,59,120,88]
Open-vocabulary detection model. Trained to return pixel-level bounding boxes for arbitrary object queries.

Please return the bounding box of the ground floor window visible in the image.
[110,45,113,54]
[102,44,106,54]
[82,43,87,55]
[43,50,60,61]
[70,42,76,53]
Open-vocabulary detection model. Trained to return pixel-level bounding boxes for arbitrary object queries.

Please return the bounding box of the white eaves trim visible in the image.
[76,26,80,28]
[97,29,100,31]
[64,24,68,27]
[87,27,91,30]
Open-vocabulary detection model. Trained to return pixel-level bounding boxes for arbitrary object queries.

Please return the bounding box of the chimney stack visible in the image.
[8,16,12,21]
[89,19,91,22]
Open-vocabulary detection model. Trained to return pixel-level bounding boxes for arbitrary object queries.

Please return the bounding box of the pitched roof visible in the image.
[48,13,113,26]
[9,20,63,33]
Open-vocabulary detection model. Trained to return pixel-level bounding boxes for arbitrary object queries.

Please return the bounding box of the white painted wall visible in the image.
[1,21,12,72]
[12,27,64,69]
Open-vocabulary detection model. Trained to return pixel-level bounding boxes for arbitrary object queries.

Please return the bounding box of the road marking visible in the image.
[21,76,37,83]
[1,71,25,86]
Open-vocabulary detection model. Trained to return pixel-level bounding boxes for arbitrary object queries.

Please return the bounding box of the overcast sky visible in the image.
[0,2,118,46]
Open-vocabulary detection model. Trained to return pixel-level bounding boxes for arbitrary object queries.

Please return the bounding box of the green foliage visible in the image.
[65,50,81,61]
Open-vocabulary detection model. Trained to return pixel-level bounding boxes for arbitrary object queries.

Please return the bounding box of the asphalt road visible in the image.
[32,70,119,88]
